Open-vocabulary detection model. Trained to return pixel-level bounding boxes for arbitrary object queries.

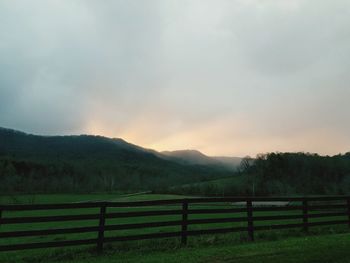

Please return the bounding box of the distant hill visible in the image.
[160,150,242,170]
[0,127,152,159]
[0,127,234,193]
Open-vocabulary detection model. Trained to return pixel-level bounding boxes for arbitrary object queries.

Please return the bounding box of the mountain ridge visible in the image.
[0,127,234,193]
[0,126,242,169]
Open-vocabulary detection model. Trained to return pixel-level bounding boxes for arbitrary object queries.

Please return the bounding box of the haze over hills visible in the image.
[0,127,236,193]
[211,156,243,170]
[161,150,241,170]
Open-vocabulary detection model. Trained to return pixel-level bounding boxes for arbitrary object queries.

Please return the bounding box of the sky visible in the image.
[1,0,350,157]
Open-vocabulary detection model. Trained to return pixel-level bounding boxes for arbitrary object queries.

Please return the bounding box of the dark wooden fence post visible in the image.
[181,199,188,245]
[0,208,2,230]
[97,203,107,253]
[247,199,254,241]
[347,198,350,228]
[302,198,308,233]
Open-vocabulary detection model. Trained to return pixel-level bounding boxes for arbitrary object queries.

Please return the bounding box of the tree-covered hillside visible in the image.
[243,152,350,195]
[166,153,350,196]
[0,127,233,193]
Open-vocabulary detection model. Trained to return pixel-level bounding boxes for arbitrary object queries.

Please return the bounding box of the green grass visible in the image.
[79,233,350,263]
[0,193,195,204]
[1,193,349,262]
[0,193,124,205]
[114,194,197,202]
[1,232,350,263]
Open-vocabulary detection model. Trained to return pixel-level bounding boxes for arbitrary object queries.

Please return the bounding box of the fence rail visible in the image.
[0,196,350,252]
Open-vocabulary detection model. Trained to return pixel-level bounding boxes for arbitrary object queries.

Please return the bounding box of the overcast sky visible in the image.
[1,0,350,157]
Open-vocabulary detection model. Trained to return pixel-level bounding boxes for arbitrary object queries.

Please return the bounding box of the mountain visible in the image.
[160,150,242,170]
[0,127,145,158]
[0,127,233,193]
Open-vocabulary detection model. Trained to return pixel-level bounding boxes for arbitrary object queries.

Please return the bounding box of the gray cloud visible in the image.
[1,0,350,156]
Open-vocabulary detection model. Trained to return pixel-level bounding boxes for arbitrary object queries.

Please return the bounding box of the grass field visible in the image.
[61,233,350,263]
[0,193,349,263]
[1,232,350,263]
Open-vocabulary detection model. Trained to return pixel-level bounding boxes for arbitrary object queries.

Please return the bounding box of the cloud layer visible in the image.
[1,0,350,156]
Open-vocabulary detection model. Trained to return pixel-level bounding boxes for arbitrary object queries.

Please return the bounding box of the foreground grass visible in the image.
[119,233,350,263]
[105,233,350,263]
[1,233,349,263]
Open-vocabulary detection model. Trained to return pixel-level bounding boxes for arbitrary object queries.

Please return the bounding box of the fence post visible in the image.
[347,198,350,228]
[302,198,308,233]
[181,199,188,245]
[0,208,2,230]
[97,203,107,253]
[247,199,254,241]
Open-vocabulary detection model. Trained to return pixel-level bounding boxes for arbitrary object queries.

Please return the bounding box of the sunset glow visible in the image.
[1,0,350,157]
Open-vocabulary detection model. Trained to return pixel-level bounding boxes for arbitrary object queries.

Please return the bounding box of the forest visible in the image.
[168,152,350,196]
[0,127,232,193]
[242,152,350,195]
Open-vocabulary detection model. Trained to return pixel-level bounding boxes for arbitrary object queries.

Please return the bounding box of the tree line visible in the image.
[165,152,350,196]
[0,156,230,194]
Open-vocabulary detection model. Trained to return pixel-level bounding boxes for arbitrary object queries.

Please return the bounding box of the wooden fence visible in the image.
[0,196,350,252]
